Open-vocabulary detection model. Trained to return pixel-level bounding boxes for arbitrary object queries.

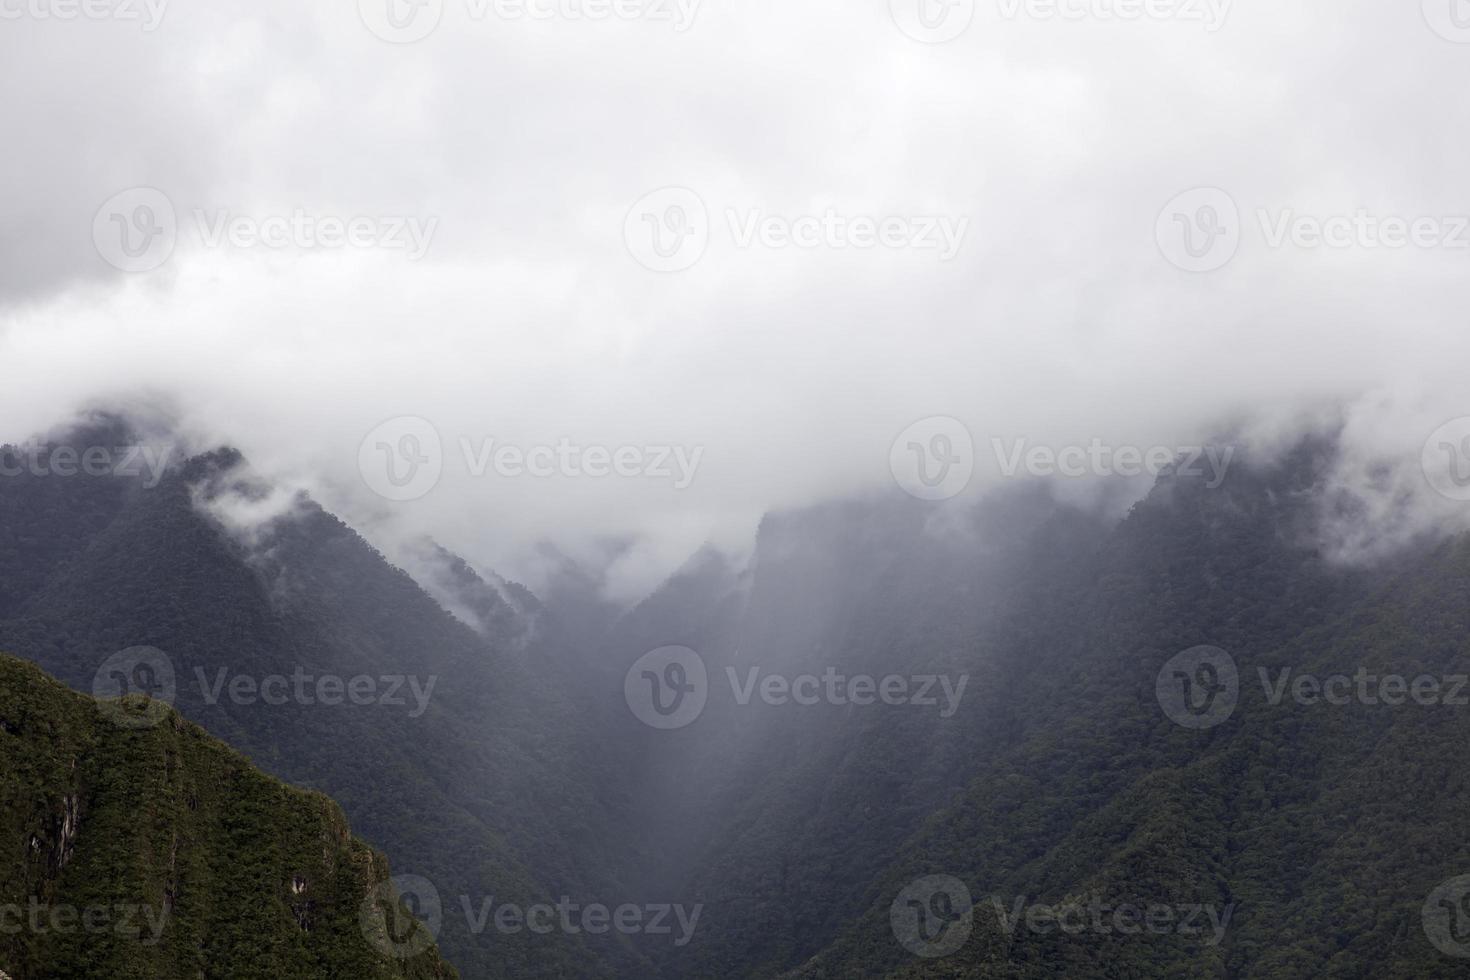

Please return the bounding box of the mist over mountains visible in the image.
[5,408,1470,976]
[7,3,1470,974]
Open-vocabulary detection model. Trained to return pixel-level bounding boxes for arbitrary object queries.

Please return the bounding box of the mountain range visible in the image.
[2,415,1469,977]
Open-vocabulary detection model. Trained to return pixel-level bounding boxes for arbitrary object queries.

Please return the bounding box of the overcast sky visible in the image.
[3,0,1470,597]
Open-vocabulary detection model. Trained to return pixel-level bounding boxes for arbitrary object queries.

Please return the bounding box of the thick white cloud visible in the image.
[3,0,1470,597]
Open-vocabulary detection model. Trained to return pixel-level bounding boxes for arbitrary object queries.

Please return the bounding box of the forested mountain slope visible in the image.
[0,654,456,980]
[0,417,644,978]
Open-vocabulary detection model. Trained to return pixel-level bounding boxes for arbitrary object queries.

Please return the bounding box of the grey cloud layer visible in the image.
[2,0,1468,595]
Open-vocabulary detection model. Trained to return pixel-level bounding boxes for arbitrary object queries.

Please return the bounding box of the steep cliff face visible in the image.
[0,655,457,980]
[0,417,633,978]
